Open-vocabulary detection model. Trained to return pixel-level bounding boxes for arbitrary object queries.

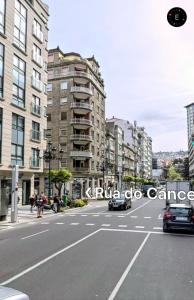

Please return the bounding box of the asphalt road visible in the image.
[1,197,194,300]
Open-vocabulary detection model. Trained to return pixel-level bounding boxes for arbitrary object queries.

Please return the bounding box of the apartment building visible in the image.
[0,0,49,213]
[185,102,194,178]
[46,48,106,197]
[137,127,152,179]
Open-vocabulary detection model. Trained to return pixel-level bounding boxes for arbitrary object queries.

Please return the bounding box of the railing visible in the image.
[73,167,90,172]
[71,102,92,110]
[70,118,92,126]
[32,51,43,67]
[70,86,93,95]
[32,25,44,42]
[31,103,41,116]
[31,129,41,141]
[31,76,43,92]
[70,134,92,141]
[70,151,93,158]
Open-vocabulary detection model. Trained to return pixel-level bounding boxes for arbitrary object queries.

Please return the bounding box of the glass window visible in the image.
[32,121,40,141]
[31,148,40,167]
[47,113,51,121]
[32,95,41,115]
[61,81,68,90]
[47,99,53,105]
[60,97,67,104]
[12,55,26,108]
[14,0,27,51]
[33,19,43,42]
[47,83,52,92]
[11,113,24,166]
[0,43,4,97]
[61,112,67,120]
[0,0,5,34]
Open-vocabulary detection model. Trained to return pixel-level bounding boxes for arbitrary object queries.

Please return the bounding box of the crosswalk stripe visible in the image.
[70,223,79,225]
[117,216,125,218]
[135,226,145,229]
[86,223,95,226]
[55,222,64,225]
[144,217,152,219]
[130,216,138,218]
[101,224,111,227]
[153,227,162,230]
[118,225,127,228]
[92,215,99,217]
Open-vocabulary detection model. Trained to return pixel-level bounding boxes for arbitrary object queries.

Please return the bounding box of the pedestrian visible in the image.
[53,193,59,213]
[35,193,44,218]
[29,194,35,213]
[40,192,47,215]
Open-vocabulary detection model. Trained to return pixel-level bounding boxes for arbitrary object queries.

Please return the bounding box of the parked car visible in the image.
[108,193,132,210]
[0,286,30,300]
[142,185,156,197]
[163,203,194,232]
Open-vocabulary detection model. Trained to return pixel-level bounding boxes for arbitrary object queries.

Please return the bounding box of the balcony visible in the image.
[73,167,90,173]
[31,103,41,116]
[70,134,92,145]
[31,130,41,142]
[32,25,44,43]
[31,76,43,92]
[70,118,93,129]
[32,51,43,67]
[70,86,93,99]
[71,102,92,114]
[70,151,93,159]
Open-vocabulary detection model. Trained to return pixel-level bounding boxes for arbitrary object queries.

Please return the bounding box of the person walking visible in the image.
[53,193,59,213]
[40,192,47,215]
[29,194,35,213]
[35,193,44,218]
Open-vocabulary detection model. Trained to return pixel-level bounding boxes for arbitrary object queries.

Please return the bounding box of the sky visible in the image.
[44,0,194,152]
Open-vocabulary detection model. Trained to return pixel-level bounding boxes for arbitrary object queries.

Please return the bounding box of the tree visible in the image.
[167,165,182,180]
[50,169,72,196]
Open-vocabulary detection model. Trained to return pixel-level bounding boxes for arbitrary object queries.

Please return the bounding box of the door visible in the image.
[22,180,31,205]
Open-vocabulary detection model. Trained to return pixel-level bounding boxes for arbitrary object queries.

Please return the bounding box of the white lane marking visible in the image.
[158,214,163,220]
[105,215,112,217]
[118,225,127,228]
[1,229,101,286]
[41,222,49,224]
[55,222,64,225]
[144,217,152,219]
[153,227,162,230]
[101,224,111,227]
[135,226,145,229]
[85,223,95,226]
[81,215,87,217]
[107,232,151,300]
[117,216,125,218]
[69,215,75,217]
[92,214,99,217]
[126,200,152,215]
[70,223,80,226]
[130,216,138,218]
[21,229,49,240]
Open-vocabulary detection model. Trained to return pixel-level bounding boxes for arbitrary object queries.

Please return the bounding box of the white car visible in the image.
[0,287,29,300]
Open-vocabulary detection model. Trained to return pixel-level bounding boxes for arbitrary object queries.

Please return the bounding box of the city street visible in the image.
[1,197,194,300]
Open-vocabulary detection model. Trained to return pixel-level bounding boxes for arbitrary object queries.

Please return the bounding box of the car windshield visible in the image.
[169,208,192,216]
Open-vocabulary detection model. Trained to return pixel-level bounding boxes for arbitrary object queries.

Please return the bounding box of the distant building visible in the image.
[185,103,194,178]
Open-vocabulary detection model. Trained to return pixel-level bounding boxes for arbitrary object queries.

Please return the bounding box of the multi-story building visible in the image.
[0,0,49,213]
[46,48,106,197]
[137,127,152,179]
[185,102,194,178]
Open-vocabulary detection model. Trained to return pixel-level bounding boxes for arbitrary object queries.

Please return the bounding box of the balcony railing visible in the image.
[31,129,41,141]
[71,102,92,110]
[31,103,41,116]
[73,167,90,172]
[70,86,93,96]
[70,151,93,158]
[32,76,43,92]
[70,134,92,141]
[70,118,93,126]
[32,51,43,67]
[32,25,44,42]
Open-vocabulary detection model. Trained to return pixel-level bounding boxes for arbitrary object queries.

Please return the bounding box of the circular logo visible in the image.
[167,7,187,27]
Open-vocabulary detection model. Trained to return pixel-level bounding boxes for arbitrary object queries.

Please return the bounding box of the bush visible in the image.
[74,199,85,207]
[82,199,88,205]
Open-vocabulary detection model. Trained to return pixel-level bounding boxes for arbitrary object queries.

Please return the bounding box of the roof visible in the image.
[185,102,194,108]
[169,203,192,208]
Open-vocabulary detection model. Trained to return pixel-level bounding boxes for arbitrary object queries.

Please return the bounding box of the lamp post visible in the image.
[43,141,64,201]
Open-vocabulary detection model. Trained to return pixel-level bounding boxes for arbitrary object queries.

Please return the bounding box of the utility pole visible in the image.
[11,165,19,223]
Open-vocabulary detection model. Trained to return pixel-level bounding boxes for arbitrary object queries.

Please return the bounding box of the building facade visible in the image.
[185,103,194,178]
[0,0,49,212]
[46,48,106,198]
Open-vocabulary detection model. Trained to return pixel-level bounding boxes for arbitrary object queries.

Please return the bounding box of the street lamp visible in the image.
[43,141,64,201]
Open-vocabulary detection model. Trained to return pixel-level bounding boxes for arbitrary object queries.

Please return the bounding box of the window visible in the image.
[12,55,26,108]
[32,44,43,66]
[60,143,67,152]
[48,70,53,79]
[92,116,94,125]
[0,107,2,163]
[14,0,27,51]
[91,161,94,170]
[45,129,51,138]
[92,146,95,155]
[31,121,40,141]
[47,113,51,121]
[31,148,40,167]
[97,119,100,128]
[61,81,68,90]
[0,43,4,97]
[60,97,67,105]
[60,129,67,136]
[47,83,52,92]
[47,99,53,105]
[91,131,94,139]
[61,112,67,121]
[32,95,41,115]
[61,159,67,168]
[32,69,42,91]
[0,0,5,34]
[33,19,43,42]
[11,113,24,166]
